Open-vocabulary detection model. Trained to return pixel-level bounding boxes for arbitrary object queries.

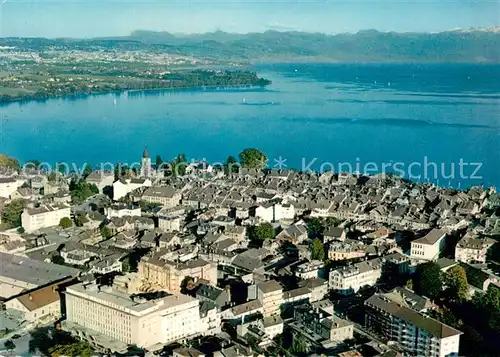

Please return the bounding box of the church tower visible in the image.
[140,147,151,177]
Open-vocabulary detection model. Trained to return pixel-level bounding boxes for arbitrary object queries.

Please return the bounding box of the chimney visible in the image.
[28,294,33,301]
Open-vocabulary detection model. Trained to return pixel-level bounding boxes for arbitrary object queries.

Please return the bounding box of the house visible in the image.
[295,260,325,280]
[298,278,328,302]
[328,241,366,261]
[410,228,447,261]
[3,281,70,323]
[105,204,141,218]
[142,186,181,208]
[324,227,347,242]
[0,177,19,198]
[294,301,354,342]
[113,178,152,200]
[196,284,231,309]
[223,226,247,242]
[455,234,496,264]
[329,253,409,295]
[21,204,71,233]
[275,222,308,245]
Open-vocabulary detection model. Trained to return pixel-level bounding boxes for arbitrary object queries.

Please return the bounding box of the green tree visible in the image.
[444,265,469,301]
[51,254,65,265]
[100,226,113,239]
[4,339,15,352]
[155,155,163,167]
[310,238,325,261]
[171,153,187,177]
[17,227,25,234]
[82,163,93,178]
[69,179,98,204]
[1,199,26,228]
[415,262,442,300]
[430,308,463,329]
[239,148,267,169]
[59,217,72,229]
[253,222,275,241]
[291,333,308,354]
[306,217,324,239]
[48,342,94,357]
[225,155,238,173]
[0,154,20,169]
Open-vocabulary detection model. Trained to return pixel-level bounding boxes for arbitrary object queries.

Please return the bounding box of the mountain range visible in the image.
[2,29,500,63]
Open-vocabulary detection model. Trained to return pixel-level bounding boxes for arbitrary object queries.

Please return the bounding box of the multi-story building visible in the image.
[105,204,141,218]
[113,178,152,201]
[410,229,447,261]
[328,241,366,261]
[455,234,495,264]
[295,260,325,280]
[138,257,217,294]
[142,186,181,208]
[365,293,462,357]
[21,204,71,233]
[65,283,201,349]
[257,280,283,317]
[0,177,18,198]
[329,253,409,295]
[294,301,354,342]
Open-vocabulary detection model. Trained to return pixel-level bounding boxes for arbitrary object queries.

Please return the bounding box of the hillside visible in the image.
[1,29,499,63]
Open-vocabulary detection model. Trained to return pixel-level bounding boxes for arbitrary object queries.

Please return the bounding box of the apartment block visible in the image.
[21,204,71,233]
[365,294,461,357]
[256,280,283,317]
[65,283,201,348]
[329,253,409,295]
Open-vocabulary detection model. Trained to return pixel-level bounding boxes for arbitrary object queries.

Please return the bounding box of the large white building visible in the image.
[411,229,447,261]
[365,293,462,357]
[65,283,202,349]
[21,204,71,233]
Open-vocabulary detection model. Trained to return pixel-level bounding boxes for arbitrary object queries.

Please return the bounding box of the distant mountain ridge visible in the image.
[2,29,499,63]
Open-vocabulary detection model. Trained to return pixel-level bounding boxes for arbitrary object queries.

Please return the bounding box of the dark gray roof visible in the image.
[0,252,80,288]
[365,294,462,338]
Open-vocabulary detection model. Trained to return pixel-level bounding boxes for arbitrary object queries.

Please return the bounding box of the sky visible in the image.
[0,0,499,38]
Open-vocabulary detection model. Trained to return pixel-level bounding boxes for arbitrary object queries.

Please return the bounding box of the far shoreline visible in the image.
[0,82,272,107]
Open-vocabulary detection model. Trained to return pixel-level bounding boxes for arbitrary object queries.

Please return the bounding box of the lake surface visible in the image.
[0,63,499,188]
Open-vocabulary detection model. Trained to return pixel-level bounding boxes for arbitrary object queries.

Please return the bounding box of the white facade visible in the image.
[411,229,447,261]
[255,203,293,222]
[65,284,201,348]
[105,205,141,219]
[113,178,152,201]
[0,178,18,198]
[329,259,383,295]
[21,204,71,233]
[158,216,182,233]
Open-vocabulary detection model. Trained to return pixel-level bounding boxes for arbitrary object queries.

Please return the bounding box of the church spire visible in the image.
[143,146,149,158]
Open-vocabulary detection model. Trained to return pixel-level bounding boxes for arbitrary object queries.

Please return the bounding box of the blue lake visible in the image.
[0,63,499,188]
